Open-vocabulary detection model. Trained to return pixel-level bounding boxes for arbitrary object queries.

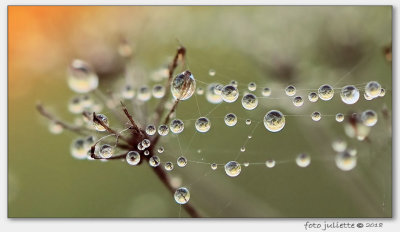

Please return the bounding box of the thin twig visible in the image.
[154,46,186,125]
[120,101,144,136]
[92,112,130,144]
[36,103,88,136]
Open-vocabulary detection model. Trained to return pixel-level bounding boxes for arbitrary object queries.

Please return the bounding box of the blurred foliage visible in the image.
[8,6,391,217]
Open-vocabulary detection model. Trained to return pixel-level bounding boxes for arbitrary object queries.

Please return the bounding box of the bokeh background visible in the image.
[8,6,392,217]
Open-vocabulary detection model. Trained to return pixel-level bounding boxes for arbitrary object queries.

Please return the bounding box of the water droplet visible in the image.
[164,162,174,171]
[206,83,223,104]
[67,59,99,93]
[208,69,216,76]
[171,70,196,100]
[248,82,257,91]
[177,156,187,167]
[245,119,252,125]
[68,96,84,114]
[285,85,296,96]
[137,142,145,151]
[240,146,246,152]
[70,138,89,160]
[311,111,321,121]
[243,162,250,167]
[335,151,357,171]
[265,160,276,168]
[93,114,109,132]
[293,96,304,107]
[261,87,271,97]
[340,85,360,104]
[174,187,190,205]
[99,144,113,158]
[248,135,252,139]
[152,84,166,99]
[224,113,237,127]
[361,110,378,126]
[214,84,223,95]
[122,85,135,99]
[80,95,93,109]
[332,139,347,152]
[365,81,381,99]
[296,153,311,168]
[85,136,96,146]
[157,146,164,153]
[126,151,140,165]
[144,150,150,156]
[308,92,318,103]
[264,110,285,132]
[348,147,357,156]
[158,125,169,136]
[48,121,63,134]
[364,92,373,101]
[211,163,218,170]
[142,139,151,148]
[318,84,334,101]
[379,88,386,97]
[146,125,156,136]
[138,86,151,101]
[195,117,211,133]
[149,156,161,167]
[241,93,258,110]
[196,87,204,95]
[221,85,239,103]
[336,113,344,122]
[224,161,241,177]
[170,119,184,134]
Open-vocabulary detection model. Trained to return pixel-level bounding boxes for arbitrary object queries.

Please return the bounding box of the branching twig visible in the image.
[37,45,201,218]
[92,112,130,144]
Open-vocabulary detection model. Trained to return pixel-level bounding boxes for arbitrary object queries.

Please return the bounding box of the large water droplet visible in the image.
[224,161,241,177]
[67,59,99,93]
[340,85,360,104]
[264,110,285,132]
[221,85,239,103]
[171,70,196,100]
[318,84,334,101]
[241,93,258,110]
[174,187,190,205]
[195,117,211,133]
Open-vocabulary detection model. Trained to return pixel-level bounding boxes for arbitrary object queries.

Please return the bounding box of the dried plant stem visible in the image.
[92,112,130,144]
[154,46,186,125]
[150,162,201,218]
[36,45,201,218]
[36,103,88,136]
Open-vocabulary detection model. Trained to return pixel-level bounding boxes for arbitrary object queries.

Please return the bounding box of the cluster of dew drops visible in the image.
[49,57,385,206]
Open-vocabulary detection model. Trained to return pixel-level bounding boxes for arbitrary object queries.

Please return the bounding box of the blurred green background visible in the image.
[8,6,392,217]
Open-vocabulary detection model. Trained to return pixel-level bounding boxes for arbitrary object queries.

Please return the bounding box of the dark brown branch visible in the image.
[120,101,144,137]
[92,112,130,144]
[151,163,200,218]
[36,103,88,136]
[154,46,186,125]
